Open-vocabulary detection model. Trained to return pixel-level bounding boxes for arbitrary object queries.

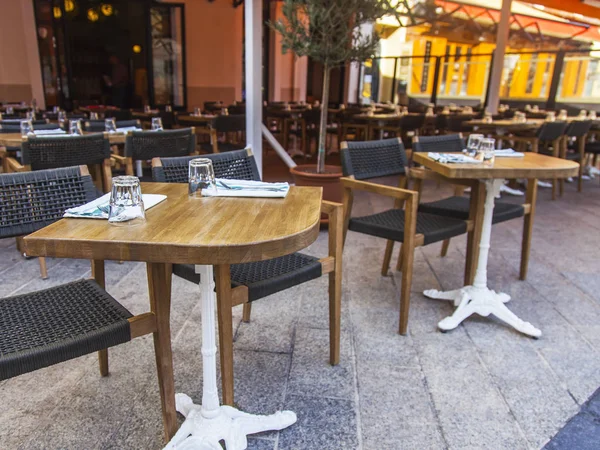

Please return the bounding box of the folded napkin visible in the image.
[428,152,481,164]
[493,148,524,157]
[64,193,167,220]
[33,129,66,135]
[111,126,141,133]
[202,179,290,198]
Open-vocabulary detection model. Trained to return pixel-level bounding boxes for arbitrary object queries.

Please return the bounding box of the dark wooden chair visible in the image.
[151,149,343,406]
[0,165,178,442]
[340,138,472,334]
[413,134,537,281]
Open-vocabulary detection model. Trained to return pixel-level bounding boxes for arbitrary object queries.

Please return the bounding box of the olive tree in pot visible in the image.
[270,0,398,206]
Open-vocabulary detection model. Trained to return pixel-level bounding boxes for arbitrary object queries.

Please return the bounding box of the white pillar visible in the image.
[487,0,512,114]
[245,0,263,176]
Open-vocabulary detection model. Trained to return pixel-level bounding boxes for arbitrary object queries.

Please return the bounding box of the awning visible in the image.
[520,0,600,20]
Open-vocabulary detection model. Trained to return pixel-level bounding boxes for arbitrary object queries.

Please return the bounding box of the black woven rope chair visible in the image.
[152,148,342,405]
[2,133,113,194]
[340,138,471,334]
[446,114,474,134]
[0,119,49,127]
[399,114,426,148]
[104,109,133,121]
[115,128,196,180]
[201,115,246,153]
[412,135,536,281]
[0,122,62,133]
[83,119,141,132]
[558,120,592,195]
[0,166,178,442]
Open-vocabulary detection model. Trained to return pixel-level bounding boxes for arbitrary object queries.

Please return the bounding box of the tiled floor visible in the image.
[1,176,600,449]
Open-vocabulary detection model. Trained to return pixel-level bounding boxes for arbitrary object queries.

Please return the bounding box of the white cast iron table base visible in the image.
[423,179,541,338]
[164,265,297,450]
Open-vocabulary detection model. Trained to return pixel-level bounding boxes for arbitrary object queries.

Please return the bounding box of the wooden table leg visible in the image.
[214,264,234,406]
[147,262,177,441]
[91,260,109,377]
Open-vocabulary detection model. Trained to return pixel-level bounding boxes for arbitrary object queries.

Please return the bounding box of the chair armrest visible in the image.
[111,154,127,164]
[341,176,417,201]
[4,156,27,172]
[321,200,342,216]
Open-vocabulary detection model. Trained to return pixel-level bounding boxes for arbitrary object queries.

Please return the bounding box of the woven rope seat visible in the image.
[419,196,525,224]
[0,279,132,380]
[174,253,322,302]
[349,209,467,245]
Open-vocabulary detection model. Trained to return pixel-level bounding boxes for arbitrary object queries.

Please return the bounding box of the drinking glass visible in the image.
[26,110,36,121]
[90,112,99,120]
[105,118,117,133]
[193,107,202,116]
[20,120,33,137]
[53,106,60,113]
[108,176,146,225]
[221,108,229,116]
[478,138,495,166]
[58,111,67,127]
[151,117,163,131]
[558,109,568,121]
[483,112,493,123]
[165,105,172,112]
[189,158,217,197]
[466,134,483,156]
[6,106,14,114]
[545,112,556,122]
[69,119,83,135]
[589,111,597,120]
[144,105,151,113]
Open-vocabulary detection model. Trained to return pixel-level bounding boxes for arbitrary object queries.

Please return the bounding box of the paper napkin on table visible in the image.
[33,129,66,135]
[493,148,525,157]
[64,193,167,219]
[202,179,290,198]
[428,152,482,164]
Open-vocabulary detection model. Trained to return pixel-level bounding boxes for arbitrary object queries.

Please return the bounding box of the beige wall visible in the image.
[0,0,44,107]
[268,2,307,102]
[164,0,243,108]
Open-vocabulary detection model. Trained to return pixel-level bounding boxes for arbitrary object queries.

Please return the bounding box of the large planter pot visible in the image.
[290,164,343,224]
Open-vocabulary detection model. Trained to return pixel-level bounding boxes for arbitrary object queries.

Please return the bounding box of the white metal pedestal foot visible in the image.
[164,265,297,450]
[423,179,541,338]
[424,286,540,337]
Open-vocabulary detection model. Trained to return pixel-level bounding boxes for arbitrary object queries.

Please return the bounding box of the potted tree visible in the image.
[271,0,398,204]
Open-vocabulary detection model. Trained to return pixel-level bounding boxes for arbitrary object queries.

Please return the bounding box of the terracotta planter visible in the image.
[290,164,343,224]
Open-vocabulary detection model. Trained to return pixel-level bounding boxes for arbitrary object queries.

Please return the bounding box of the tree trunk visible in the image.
[317,66,331,174]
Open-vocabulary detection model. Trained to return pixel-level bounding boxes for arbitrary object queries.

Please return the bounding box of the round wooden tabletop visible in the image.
[24,183,323,265]
[413,152,580,180]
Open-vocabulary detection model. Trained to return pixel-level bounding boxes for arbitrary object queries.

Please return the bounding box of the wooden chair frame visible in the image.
[559,132,587,195]
[215,200,344,406]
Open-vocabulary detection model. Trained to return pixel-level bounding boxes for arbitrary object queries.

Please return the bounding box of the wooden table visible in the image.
[24,182,322,447]
[464,119,543,132]
[0,131,128,147]
[413,152,578,337]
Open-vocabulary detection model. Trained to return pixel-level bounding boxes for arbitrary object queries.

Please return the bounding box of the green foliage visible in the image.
[270,0,399,68]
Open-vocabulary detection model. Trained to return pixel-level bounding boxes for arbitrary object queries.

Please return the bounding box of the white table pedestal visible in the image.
[423,179,542,338]
[164,265,297,450]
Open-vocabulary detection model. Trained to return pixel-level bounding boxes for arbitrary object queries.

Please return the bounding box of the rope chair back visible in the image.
[434,114,448,133]
[1,119,48,126]
[228,105,246,115]
[565,120,592,138]
[67,113,88,120]
[341,138,408,180]
[0,123,62,133]
[124,128,195,161]
[446,114,473,132]
[83,119,141,132]
[152,148,260,183]
[400,114,425,131]
[21,134,110,170]
[413,134,465,153]
[213,114,246,133]
[536,121,568,141]
[302,108,321,127]
[104,109,132,121]
[0,166,97,239]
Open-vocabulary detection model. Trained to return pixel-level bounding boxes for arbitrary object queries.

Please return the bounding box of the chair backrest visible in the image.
[340,138,408,180]
[124,128,196,160]
[0,123,61,133]
[537,121,568,141]
[446,114,473,132]
[21,134,111,170]
[565,120,592,138]
[152,148,261,183]
[1,120,48,126]
[412,134,465,153]
[400,114,425,130]
[228,105,246,115]
[83,119,141,132]
[213,114,246,133]
[104,109,133,121]
[0,166,97,239]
